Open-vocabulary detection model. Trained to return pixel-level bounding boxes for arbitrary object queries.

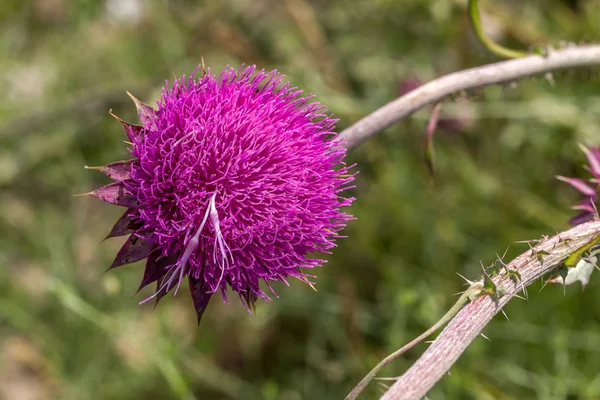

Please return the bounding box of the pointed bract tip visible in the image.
[108,234,155,270]
[109,110,128,125]
[201,57,207,76]
[126,91,156,126]
[86,160,134,181]
[85,182,140,208]
[108,110,144,141]
[104,208,140,241]
[126,91,140,104]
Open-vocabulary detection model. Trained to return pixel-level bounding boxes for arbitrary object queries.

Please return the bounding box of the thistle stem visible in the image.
[379,221,600,400]
[345,286,481,400]
[338,45,600,149]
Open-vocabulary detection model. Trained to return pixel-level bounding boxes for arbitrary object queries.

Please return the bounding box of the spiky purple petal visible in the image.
[557,176,596,197]
[581,145,600,179]
[560,145,600,225]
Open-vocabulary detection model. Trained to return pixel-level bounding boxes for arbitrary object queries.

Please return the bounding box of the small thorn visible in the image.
[585,257,600,272]
[539,278,551,293]
[514,239,535,244]
[495,252,504,264]
[513,293,526,301]
[456,272,475,286]
[480,332,491,341]
[500,309,510,321]
[521,284,529,300]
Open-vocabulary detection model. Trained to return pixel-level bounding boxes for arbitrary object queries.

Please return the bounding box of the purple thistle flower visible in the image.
[558,144,600,225]
[84,65,355,322]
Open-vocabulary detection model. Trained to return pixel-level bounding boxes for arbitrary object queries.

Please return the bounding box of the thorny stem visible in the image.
[337,45,600,149]
[378,221,600,400]
[338,42,600,400]
[345,285,482,400]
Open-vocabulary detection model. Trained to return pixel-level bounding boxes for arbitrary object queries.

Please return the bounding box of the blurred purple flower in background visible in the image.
[85,65,355,322]
[558,145,600,225]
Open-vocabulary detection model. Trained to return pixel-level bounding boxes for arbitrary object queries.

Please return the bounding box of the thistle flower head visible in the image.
[85,64,355,322]
[558,144,600,225]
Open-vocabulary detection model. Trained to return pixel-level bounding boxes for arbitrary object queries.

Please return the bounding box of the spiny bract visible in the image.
[84,64,355,323]
[558,144,600,225]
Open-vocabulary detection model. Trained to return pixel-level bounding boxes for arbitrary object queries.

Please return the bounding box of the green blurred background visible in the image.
[1,0,600,399]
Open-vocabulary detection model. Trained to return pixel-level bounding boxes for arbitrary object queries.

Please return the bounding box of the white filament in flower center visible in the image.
[139,192,232,304]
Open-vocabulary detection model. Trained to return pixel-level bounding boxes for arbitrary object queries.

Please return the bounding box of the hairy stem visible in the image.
[379,221,600,400]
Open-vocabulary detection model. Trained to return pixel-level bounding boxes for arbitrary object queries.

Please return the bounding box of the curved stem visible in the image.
[345,287,478,400]
[337,45,600,150]
[468,0,527,59]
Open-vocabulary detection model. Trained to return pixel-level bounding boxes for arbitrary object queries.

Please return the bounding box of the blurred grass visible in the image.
[1,0,600,399]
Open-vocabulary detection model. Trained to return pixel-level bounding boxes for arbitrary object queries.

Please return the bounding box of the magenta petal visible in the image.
[189,276,213,325]
[556,176,596,196]
[569,211,594,225]
[104,209,141,240]
[572,203,595,212]
[127,92,156,126]
[572,196,596,212]
[109,234,155,269]
[582,146,600,178]
[85,182,140,208]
